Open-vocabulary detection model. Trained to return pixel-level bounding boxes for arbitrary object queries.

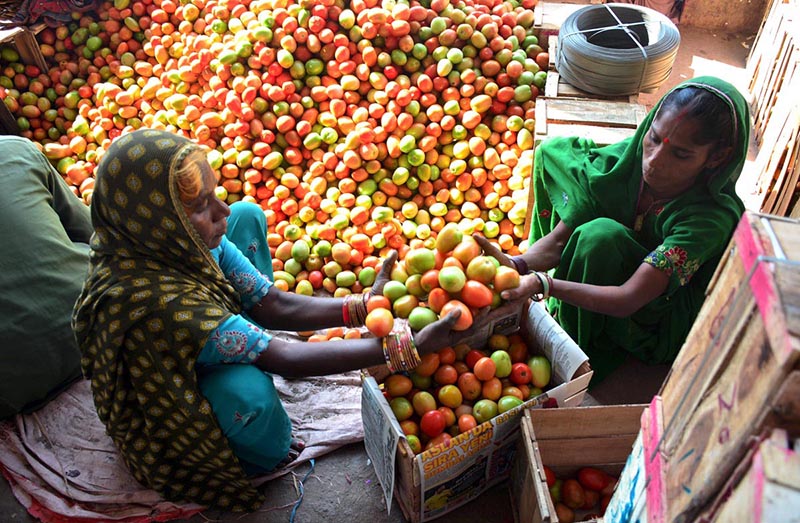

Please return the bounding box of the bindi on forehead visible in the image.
[653,109,703,149]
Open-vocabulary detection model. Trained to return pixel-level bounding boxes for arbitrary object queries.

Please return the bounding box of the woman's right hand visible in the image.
[412,310,463,355]
[472,234,516,268]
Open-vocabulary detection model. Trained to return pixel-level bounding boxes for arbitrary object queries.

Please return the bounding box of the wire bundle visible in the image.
[556,3,681,96]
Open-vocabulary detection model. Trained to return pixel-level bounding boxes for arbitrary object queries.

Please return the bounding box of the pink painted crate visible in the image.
[656,212,800,523]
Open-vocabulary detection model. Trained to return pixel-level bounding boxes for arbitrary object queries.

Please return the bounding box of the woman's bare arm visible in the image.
[503,263,670,318]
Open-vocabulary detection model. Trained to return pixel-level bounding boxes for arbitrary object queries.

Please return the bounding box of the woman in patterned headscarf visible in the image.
[73,129,469,510]
[476,77,750,385]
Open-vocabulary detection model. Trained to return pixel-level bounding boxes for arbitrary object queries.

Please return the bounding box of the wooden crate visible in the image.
[746,0,799,145]
[744,0,800,217]
[534,0,605,43]
[0,22,47,134]
[706,428,800,522]
[522,98,646,237]
[656,212,800,523]
[363,301,593,523]
[0,23,48,72]
[510,404,646,523]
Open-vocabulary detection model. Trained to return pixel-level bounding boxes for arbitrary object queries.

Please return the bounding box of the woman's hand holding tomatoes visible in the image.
[472,234,515,268]
[412,305,493,355]
[499,273,545,301]
[369,250,398,298]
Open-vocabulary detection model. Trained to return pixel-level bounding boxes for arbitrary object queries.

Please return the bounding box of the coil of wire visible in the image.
[556,3,681,96]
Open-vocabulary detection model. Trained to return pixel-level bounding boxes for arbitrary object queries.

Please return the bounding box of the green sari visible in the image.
[528,77,750,382]
[73,130,262,510]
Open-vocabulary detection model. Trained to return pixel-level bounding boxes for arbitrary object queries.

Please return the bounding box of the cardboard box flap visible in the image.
[522,301,590,383]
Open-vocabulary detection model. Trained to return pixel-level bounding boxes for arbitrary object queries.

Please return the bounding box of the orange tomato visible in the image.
[426,287,449,314]
[473,357,497,381]
[458,414,477,433]
[385,374,413,397]
[433,364,458,385]
[367,294,392,313]
[365,308,394,337]
[457,372,482,401]
[481,377,503,400]
[414,352,440,377]
[440,300,473,331]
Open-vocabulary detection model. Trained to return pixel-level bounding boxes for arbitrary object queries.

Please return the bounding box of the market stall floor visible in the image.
[0,25,756,523]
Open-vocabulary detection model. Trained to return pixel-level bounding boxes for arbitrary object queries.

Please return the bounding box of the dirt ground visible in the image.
[0,24,757,523]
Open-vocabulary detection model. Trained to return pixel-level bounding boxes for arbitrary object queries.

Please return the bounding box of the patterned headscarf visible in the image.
[72,130,263,510]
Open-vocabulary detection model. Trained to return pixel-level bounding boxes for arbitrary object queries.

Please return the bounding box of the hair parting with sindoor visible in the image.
[659,86,736,150]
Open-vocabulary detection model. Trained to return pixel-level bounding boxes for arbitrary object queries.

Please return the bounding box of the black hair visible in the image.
[659,86,736,150]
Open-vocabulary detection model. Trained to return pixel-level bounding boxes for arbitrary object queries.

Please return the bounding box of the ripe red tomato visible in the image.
[460,280,494,308]
[420,409,446,438]
[465,349,486,370]
[543,465,556,488]
[578,467,611,492]
[433,364,458,385]
[509,362,532,385]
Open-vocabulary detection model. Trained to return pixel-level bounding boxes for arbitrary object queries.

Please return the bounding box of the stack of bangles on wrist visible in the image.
[342,293,369,328]
[532,271,553,301]
[382,320,422,372]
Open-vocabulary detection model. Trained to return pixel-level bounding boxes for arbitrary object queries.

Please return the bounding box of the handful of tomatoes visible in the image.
[364,224,521,338]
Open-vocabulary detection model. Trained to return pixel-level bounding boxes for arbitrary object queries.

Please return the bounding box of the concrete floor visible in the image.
[0,24,756,523]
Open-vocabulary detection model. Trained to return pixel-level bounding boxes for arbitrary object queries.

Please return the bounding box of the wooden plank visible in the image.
[659,213,800,428]
[774,136,800,216]
[0,24,47,72]
[537,435,638,468]
[538,99,645,128]
[0,98,20,135]
[663,273,800,523]
[710,429,800,523]
[524,404,644,439]
[538,123,636,147]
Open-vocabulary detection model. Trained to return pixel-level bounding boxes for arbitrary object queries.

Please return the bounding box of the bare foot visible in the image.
[275,437,305,469]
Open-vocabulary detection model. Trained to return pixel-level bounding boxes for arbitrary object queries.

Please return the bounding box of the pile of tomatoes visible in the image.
[544,466,618,523]
[381,331,552,454]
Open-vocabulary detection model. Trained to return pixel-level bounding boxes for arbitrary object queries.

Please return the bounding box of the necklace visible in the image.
[633,179,669,232]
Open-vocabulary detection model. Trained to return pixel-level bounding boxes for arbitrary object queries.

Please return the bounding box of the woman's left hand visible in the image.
[500,273,544,301]
[369,250,398,297]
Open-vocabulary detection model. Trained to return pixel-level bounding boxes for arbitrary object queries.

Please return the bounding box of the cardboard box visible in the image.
[362,301,593,523]
[656,212,800,523]
[510,403,646,523]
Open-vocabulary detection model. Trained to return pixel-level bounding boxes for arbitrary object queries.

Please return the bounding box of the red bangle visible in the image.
[342,301,351,326]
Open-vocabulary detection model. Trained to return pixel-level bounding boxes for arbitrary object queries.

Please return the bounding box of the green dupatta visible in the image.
[529,76,750,242]
[72,130,262,510]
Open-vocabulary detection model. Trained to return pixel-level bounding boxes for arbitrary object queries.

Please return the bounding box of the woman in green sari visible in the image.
[477,77,750,383]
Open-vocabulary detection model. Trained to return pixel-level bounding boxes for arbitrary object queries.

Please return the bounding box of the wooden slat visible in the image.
[527,404,644,439]
[538,99,645,128]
